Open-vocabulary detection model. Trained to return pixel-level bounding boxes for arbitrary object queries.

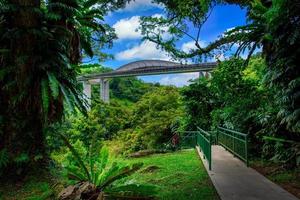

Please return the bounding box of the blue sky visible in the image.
[89,0,247,86]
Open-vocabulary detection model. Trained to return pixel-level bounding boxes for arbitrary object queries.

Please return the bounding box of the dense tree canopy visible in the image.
[140,0,300,133]
[112,86,184,154]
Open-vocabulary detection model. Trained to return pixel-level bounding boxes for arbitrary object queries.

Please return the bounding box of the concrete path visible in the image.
[197,145,299,200]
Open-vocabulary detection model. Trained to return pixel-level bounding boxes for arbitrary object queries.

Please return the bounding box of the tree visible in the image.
[181,78,214,131]
[139,0,300,134]
[115,86,184,154]
[0,0,129,174]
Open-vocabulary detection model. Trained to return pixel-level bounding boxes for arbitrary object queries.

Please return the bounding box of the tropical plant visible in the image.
[0,0,129,173]
[58,133,155,199]
[262,136,300,168]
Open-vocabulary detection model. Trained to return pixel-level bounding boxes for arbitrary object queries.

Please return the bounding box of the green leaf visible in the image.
[58,132,91,181]
[41,79,50,115]
[47,72,60,99]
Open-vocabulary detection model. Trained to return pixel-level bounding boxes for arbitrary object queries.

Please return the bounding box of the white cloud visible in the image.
[159,73,199,87]
[115,40,171,60]
[181,41,207,53]
[113,16,142,40]
[113,14,170,41]
[122,0,163,12]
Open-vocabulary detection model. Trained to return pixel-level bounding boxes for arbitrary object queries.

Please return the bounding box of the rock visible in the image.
[58,182,98,200]
[96,192,105,200]
[58,185,77,200]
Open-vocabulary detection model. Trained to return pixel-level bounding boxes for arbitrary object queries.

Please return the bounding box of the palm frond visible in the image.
[47,72,60,99]
[41,78,50,116]
[99,163,143,190]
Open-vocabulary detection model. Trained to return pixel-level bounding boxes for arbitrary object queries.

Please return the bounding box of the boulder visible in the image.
[58,182,98,200]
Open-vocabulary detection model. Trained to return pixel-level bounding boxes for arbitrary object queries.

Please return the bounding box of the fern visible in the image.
[59,133,143,192]
[47,72,60,99]
[58,132,91,181]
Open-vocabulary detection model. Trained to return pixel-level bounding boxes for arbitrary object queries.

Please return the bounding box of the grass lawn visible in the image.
[123,149,219,200]
[0,149,219,200]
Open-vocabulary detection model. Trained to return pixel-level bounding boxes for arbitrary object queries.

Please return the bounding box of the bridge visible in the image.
[78,60,217,106]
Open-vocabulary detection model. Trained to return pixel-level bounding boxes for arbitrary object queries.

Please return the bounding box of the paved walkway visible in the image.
[197,145,299,200]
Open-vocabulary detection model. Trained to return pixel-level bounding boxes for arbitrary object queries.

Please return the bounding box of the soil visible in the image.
[252,162,300,199]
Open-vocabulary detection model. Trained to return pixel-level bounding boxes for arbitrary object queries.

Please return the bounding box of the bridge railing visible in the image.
[168,131,197,149]
[217,127,249,166]
[196,127,212,170]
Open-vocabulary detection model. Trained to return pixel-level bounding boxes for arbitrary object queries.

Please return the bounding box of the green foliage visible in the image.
[110,77,157,102]
[79,64,112,75]
[259,0,300,133]
[182,57,269,132]
[113,86,184,154]
[47,99,132,153]
[209,58,267,132]
[181,78,214,130]
[262,137,300,168]
[56,133,153,198]
[0,149,9,172]
[0,0,130,171]
[181,56,299,166]
[140,0,300,134]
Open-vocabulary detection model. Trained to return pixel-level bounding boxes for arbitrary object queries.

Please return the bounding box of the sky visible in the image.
[88,0,248,87]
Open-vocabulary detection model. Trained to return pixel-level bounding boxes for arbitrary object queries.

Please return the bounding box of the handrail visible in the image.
[263,136,299,144]
[217,127,249,166]
[218,130,246,143]
[197,127,211,138]
[196,127,212,170]
[218,126,247,137]
[167,131,197,149]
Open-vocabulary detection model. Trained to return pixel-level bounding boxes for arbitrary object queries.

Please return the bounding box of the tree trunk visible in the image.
[0,0,46,176]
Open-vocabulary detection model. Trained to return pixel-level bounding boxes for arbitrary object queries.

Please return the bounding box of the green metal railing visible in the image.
[196,127,212,170]
[217,127,249,166]
[180,131,197,148]
[168,131,197,149]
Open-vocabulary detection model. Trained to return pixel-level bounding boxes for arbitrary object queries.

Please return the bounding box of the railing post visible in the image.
[245,134,249,167]
[233,132,235,155]
[216,129,218,145]
[209,133,212,170]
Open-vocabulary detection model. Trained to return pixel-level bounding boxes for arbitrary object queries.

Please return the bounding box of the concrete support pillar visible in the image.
[206,72,212,78]
[199,71,205,78]
[199,71,212,79]
[83,81,91,110]
[100,79,110,103]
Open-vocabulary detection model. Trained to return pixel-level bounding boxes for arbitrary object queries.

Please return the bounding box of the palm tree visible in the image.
[0,0,128,174]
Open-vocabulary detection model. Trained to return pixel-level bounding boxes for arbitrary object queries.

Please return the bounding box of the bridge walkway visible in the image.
[197,145,298,200]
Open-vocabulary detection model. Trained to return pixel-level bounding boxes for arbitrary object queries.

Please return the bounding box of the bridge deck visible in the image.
[197,145,298,200]
[78,61,217,81]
